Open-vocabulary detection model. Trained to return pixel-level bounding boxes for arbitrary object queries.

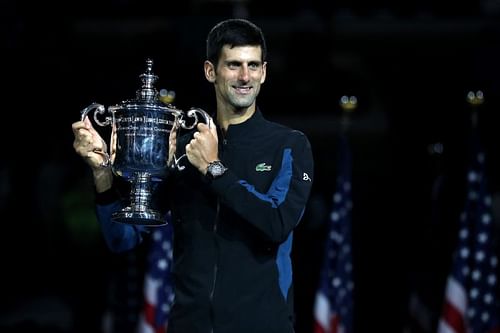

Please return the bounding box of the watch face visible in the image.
[208,161,227,178]
[212,165,223,176]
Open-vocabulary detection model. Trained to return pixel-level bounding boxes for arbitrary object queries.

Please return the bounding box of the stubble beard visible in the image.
[228,90,258,112]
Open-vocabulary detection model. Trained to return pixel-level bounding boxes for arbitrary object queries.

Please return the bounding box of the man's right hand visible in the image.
[72,116,114,192]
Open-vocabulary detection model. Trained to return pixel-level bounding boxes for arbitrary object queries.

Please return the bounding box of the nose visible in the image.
[238,65,250,82]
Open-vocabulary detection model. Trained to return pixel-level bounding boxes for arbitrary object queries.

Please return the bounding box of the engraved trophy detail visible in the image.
[80,58,209,226]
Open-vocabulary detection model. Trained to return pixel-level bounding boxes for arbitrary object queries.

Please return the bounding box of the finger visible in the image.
[76,128,93,145]
[73,140,89,156]
[82,116,104,139]
[197,122,207,132]
[208,117,217,138]
[110,123,117,156]
[189,138,197,147]
[87,123,102,138]
[169,128,177,139]
[74,136,96,157]
[168,120,178,135]
[72,121,86,136]
[83,116,93,129]
[95,138,106,152]
[172,119,179,131]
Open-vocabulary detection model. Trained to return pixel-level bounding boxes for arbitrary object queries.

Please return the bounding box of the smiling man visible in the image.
[72,18,314,333]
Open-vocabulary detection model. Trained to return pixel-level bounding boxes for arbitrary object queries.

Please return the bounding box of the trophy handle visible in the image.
[172,107,211,171]
[80,103,112,168]
[80,102,112,126]
[178,107,210,130]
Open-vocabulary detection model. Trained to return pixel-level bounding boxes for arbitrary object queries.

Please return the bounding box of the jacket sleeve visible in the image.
[94,186,147,253]
[210,132,314,243]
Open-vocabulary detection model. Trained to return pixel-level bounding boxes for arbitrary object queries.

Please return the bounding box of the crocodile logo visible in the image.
[255,162,272,172]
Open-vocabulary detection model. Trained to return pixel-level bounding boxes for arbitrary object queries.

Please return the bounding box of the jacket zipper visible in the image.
[210,129,226,333]
[210,199,220,298]
[209,200,219,333]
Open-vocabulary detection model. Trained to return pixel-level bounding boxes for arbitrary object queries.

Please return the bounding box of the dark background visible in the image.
[1,1,500,332]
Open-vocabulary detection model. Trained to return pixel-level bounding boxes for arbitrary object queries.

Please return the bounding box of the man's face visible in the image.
[212,45,267,112]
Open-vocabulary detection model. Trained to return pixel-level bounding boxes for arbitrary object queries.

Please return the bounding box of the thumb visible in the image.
[84,117,102,139]
[208,117,218,138]
[83,116,93,129]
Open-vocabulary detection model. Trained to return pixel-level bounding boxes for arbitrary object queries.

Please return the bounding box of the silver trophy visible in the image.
[80,58,209,226]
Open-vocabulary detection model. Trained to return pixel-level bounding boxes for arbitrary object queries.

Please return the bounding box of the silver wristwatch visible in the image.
[206,160,228,180]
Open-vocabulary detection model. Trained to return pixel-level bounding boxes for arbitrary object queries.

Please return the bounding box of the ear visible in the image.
[204,60,216,83]
[260,61,267,84]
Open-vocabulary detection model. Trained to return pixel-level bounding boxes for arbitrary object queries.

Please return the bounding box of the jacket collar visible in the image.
[221,108,264,140]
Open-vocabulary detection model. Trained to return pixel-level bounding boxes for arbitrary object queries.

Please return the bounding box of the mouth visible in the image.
[233,86,252,94]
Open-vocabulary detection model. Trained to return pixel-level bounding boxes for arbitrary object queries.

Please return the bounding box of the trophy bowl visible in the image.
[80,58,209,226]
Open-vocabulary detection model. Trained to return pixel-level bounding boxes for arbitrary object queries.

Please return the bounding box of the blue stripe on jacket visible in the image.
[237,148,295,300]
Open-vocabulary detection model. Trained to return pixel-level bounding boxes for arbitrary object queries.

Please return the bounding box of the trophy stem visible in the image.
[111,172,166,226]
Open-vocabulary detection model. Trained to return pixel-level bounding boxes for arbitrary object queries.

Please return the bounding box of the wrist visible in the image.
[93,167,113,193]
[205,160,228,180]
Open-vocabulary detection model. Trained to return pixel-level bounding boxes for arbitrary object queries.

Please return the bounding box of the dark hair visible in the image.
[206,18,267,67]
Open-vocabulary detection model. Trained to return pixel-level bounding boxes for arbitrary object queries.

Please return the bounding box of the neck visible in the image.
[217,105,256,131]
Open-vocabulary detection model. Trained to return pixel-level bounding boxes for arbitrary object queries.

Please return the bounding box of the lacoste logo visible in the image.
[255,162,272,172]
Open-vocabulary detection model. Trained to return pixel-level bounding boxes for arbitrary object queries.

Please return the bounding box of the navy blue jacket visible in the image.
[95,109,314,333]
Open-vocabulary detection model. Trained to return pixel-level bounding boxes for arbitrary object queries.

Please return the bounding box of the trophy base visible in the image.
[112,207,166,226]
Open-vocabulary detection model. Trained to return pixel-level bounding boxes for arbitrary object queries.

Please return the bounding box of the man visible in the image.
[72,18,314,333]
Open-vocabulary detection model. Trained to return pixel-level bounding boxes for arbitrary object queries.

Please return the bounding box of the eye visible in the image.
[248,62,260,70]
[227,62,240,69]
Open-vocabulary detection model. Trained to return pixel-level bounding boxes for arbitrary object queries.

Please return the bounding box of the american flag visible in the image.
[437,133,500,333]
[313,134,354,333]
[137,216,175,333]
